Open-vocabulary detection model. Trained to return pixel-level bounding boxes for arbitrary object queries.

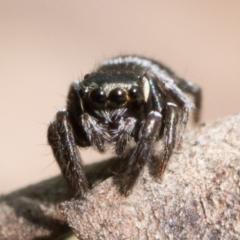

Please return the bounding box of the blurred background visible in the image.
[1,0,240,194]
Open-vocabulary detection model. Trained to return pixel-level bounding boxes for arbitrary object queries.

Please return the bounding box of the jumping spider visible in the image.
[47,55,201,196]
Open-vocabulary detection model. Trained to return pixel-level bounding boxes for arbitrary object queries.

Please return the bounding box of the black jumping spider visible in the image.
[48,55,201,196]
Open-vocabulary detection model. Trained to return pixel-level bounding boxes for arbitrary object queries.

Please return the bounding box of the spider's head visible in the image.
[78,72,150,110]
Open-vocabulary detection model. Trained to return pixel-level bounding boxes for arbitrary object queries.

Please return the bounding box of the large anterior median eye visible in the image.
[108,88,127,107]
[89,88,107,105]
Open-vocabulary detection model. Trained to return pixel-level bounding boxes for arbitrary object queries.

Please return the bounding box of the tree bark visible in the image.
[1,114,240,239]
[0,157,123,240]
[62,114,240,240]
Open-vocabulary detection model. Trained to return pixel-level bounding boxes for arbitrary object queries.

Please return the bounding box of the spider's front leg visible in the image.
[153,73,194,147]
[155,102,179,177]
[47,110,89,197]
[119,111,162,195]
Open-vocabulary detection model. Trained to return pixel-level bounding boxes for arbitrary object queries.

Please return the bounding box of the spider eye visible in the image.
[108,88,127,107]
[79,87,88,98]
[89,88,107,104]
[129,86,140,99]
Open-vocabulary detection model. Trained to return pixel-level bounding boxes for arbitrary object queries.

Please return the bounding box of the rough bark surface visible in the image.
[1,114,240,240]
[61,114,240,240]
[0,176,73,240]
[0,157,122,240]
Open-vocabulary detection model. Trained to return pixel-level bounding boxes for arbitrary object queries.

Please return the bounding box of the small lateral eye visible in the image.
[129,86,140,99]
[108,88,127,107]
[89,88,107,104]
[79,88,88,97]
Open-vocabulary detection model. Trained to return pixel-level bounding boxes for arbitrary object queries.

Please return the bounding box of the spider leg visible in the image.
[152,73,194,147]
[119,111,162,195]
[81,113,110,152]
[112,117,137,155]
[176,78,202,123]
[155,103,179,177]
[47,109,88,197]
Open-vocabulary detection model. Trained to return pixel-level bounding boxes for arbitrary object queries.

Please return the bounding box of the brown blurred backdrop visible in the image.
[1,1,240,193]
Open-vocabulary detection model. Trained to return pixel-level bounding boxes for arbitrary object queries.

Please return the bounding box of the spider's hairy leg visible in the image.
[47,110,89,197]
[113,117,137,155]
[119,111,162,195]
[154,73,194,147]
[176,78,202,123]
[81,113,110,152]
[155,103,179,177]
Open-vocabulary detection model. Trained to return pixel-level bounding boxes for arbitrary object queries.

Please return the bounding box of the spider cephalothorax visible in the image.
[48,55,201,196]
